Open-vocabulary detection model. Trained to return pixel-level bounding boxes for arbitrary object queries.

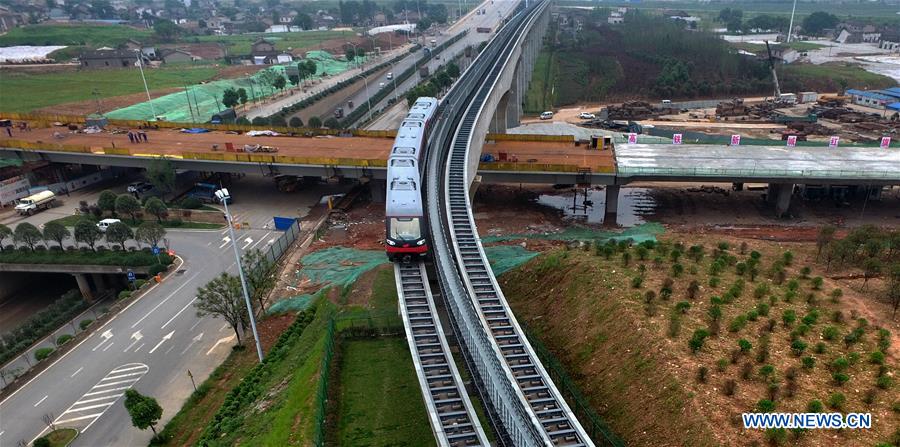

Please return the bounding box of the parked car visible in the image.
[96,218,122,232]
[539,111,554,120]
[127,182,153,194]
[578,112,595,120]
[386,72,393,80]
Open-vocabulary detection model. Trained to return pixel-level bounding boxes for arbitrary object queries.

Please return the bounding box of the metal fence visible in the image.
[617,165,900,181]
[522,323,625,447]
[261,219,301,265]
[313,318,335,447]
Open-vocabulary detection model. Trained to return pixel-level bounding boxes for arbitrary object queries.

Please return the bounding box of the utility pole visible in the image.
[135,50,157,119]
[786,0,798,43]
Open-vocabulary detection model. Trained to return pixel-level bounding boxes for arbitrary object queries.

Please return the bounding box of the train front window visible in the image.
[390,218,421,241]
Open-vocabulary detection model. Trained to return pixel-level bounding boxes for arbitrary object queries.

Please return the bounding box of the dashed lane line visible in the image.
[33,395,48,407]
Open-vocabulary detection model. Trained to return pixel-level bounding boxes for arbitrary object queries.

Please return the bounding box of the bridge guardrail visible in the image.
[617,165,900,180]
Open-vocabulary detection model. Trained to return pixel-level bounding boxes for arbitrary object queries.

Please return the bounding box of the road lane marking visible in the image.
[180,332,204,355]
[206,334,236,355]
[131,271,200,329]
[91,330,114,351]
[102,371,145,381]
[31,364,149,442]
[218,236,231,249]
[165,345,175,354]
[249,232,270,249]
[241,237,254,250]
[91,378,139,388]
[33,395,48,407]
[134,343,145,352]
[161,297,197,329]
[55,413,105,424]
[102,342,114,352]
[148,331,174,354]
[69,394,123,405]
[219,323,228,332]
[71,367,83,377]
[189,319,202,331]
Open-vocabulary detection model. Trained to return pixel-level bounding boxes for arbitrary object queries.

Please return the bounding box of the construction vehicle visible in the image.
[716,98,748,117]
[771,112,818,124]
[15,190,56,215]
[817,94,850,107]
[764,41,782,98]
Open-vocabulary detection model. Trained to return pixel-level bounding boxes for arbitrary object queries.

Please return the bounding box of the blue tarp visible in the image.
[180,128,211,134]
[273,216,297,231]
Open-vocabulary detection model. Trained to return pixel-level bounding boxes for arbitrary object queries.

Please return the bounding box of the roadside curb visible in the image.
[0,256,185,402]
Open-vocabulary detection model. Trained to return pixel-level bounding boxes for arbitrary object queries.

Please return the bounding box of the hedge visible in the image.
[34,347,54,361]
[0,290,86,365]
[0,248,172,267]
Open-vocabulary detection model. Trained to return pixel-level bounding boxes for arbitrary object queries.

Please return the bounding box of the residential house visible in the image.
[250,38,278,64]
[160,48,197,63]
[80,49,146,68]
[276,52,293,64]
[862,25,881,43]
[607,12,623,25]
[0,5,25,32]
[881,31,900,51]
[373,12,387,27]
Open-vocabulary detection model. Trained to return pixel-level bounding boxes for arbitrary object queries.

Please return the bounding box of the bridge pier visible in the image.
[369,181,385,203]
[604,185,620,225]
[92,273,107,292]
[73,273,94,302]
[767,183,794,218]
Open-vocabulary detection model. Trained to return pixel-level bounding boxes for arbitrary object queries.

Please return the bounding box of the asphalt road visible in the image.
[355,0,519,129]
[0,176,340,446]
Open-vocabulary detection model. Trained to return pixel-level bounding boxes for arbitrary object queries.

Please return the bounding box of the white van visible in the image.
[96,218,122,232]
[539,111,554,120]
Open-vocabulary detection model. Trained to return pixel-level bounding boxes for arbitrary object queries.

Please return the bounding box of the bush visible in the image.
[134,279,147,289]
[811,276,824,290]
[723,379,737,396]
[167,218,183,227]
[33,438,51,447]
[877,375,893,390]
[757,399,776,412]
[828,392,846,409]
[181,197,203,209]
[697,366,708,383]
[728,315,748,332]
[790,340,808,356]
[149,263,167,277]
[807,400,823,413]
[814,342,826,354]
[118,290,132,300]
[782,309,796,327]
[756,303,770,317]
[675,301,691,314]
[870,351,886,365]
[35,347,54,361]
[832,357,850,372]
[822,326,839,341]
[738,339,752,352]
[0,290,86,365]
[801,356,815,369]
[689,328,710,353]
[79,319,93,330]
[833,372,850,386]
[631,276,643,288]
[759,364,775,379]
[56,334,73,345]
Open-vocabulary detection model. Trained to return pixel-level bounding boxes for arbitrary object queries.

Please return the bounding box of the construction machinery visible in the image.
[765,41,782,98]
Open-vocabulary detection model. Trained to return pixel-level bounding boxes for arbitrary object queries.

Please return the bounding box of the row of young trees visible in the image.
[404,62,461,106]
[0,220,166,252]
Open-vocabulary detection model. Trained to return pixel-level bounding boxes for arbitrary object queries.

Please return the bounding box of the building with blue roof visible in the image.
[846,88,900,109]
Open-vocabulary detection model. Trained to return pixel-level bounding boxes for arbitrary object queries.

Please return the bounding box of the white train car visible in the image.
[385,97,438,262]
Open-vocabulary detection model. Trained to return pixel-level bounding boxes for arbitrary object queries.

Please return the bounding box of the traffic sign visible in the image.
[152,246,160,255]
[127,270,136,281]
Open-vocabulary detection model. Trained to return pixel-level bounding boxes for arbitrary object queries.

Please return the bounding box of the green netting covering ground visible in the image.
[267,246,387,314]
[106,51,365,123]
[484,245,539,276]
[482,222,665,244]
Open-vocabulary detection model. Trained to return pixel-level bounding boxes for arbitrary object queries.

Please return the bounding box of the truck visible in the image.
[430,39,437,47]
[187,182,231,204]
[798,92,818,104]
[777,93,798,105]
[476,27,492,33]
[15,190,56,215]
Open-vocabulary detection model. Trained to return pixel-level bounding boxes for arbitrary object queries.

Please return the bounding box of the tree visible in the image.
[308,116,322,128]
[222,88,240,108]
[143,197,168,223]
[270,115,287,127]
[288,74,300,85]
[293,12,313,30]
[98,190,118,215]
[123,389,163,436]
[0,224,11,250]
[418,16,432,30]
[816,225,835,259]
[116,194,141,222]
[802,11,839,36]
[324,117,341,129]
[273,75,287,91]
[446,62,460,79]
[147,157,176,197]
[42,221,70,249]
[74,218,103,250]
[153,19,181,42]
[289,117,303,127]
[105,221,133,250]
[863,258,882,289]
[195,272,250,345]
[135,222,166,248]
[237,88,248,104]
[14,223,42,251]
[345,47,356,62]
[242,249,274,311]
[306,60,317,77]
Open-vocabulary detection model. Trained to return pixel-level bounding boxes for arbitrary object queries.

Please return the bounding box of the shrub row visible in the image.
[0,248,172,267]
[0,290,85,365]
[195,306,318,445]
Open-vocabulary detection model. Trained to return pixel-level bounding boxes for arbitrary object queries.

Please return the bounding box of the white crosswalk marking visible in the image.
[48,363,149,435]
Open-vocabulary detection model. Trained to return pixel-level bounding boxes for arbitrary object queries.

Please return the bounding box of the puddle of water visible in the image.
[537,187,657,227]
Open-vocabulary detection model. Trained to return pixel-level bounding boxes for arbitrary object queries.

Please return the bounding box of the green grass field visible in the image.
[192,30,353,55]
[524,50,557,114]
[730,41,826,53]
[782,62,897,90]
[0,24,152,47]
[335,337,433,446]
[0,66,219,113]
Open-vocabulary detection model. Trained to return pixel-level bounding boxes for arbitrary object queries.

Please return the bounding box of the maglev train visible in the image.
[385,97,439,262]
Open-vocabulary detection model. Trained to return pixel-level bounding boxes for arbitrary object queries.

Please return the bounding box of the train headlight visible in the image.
[386,239,397,246]
[416,239,426,246]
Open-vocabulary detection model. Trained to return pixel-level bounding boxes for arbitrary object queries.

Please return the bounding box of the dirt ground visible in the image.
[34,88,184,116]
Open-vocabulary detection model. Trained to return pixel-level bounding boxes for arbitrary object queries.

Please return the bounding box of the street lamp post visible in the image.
[134,50,157,120]
[346,41,362,69]
[351,72,373,123]
[215,188,264,363]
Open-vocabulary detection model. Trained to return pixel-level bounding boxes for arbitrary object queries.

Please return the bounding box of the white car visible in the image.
[578,112,595,120]
[539,111,554,120]
[127,182,153,194]
[96,218,122,232]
